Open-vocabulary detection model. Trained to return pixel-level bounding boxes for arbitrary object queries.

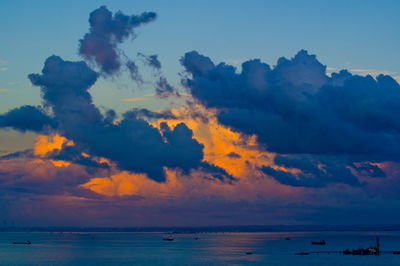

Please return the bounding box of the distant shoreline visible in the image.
[2,225,400,233]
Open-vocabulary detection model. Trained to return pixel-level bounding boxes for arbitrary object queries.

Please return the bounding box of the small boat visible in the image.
[194,237,199,240]
[13,241,31,245]
[311,240,326,245]
[296,252,310,255]
[285,237,291,240]
[162,236,174,241]
[245,252,253,255]
[393,251,400,255]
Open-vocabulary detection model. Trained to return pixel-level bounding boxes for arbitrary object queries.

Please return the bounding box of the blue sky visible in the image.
[1,0,399,114]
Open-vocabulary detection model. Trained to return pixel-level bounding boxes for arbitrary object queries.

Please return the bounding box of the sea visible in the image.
[1,230,400,265]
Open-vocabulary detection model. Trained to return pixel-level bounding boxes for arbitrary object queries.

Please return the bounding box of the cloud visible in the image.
[350,68,397,77]
[0,105,56,132]
[226,152,241,159]
[124,108,176,120]
[126,60,143,83]
[155,76,178,98]
[136,53,178,98]
[79,6,156,76]
[181,49,400,187]
[121,97,146,102]
[121,94,165,102]
[155,104,272,179]
[27,55,231,183]
[261,155,362,188]
[138,53,161,70]
[0,153,96,197]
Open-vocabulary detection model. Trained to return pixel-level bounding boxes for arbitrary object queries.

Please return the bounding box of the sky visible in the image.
[0,0,400,227]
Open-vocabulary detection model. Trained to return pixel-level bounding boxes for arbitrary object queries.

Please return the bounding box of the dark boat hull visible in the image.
[13,241,31,245]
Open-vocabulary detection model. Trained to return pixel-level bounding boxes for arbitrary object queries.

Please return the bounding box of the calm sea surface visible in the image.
[1,231,400,265]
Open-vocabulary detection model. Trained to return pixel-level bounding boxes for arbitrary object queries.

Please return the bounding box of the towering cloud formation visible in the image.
[79,6,156,76]
[181,50,400,187]
[26,55,232,182]
[0,6,234,186]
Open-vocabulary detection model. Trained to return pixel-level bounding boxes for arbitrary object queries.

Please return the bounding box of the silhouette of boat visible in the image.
[13,241,31,245]
[311,240,326,245]
[162,236,174,241]
[285,237,291,240]
[296,252,310,255]
[245,252,253,255]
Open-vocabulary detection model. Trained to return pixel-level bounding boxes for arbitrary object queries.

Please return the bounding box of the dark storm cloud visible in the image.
[181,50,400,187]
[79,6,156,75]
[27,55,230,183]
[0,105,56,132]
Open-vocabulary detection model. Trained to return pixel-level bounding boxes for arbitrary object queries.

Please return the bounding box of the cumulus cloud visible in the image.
[79,6,156,76]
[26,55,232,183]
[181,50,400,187]
[0,105,56,132]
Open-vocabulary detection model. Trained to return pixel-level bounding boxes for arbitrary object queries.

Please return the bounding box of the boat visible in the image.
[295,252,310,255]
[162,236,174,241]
[13,241,31,245]
[245,252,253,255]
[311,240,326,245]
[285,237,291,240]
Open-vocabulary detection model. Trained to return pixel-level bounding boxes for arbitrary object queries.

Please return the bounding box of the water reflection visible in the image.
[1,231,400,265]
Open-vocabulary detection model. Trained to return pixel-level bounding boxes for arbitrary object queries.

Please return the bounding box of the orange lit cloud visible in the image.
[34,134,73,156]
[82,171,142,197]
[33,134,74,167]
[156,104,274,178]
[19,106,301,201]
[81,104,299,200]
